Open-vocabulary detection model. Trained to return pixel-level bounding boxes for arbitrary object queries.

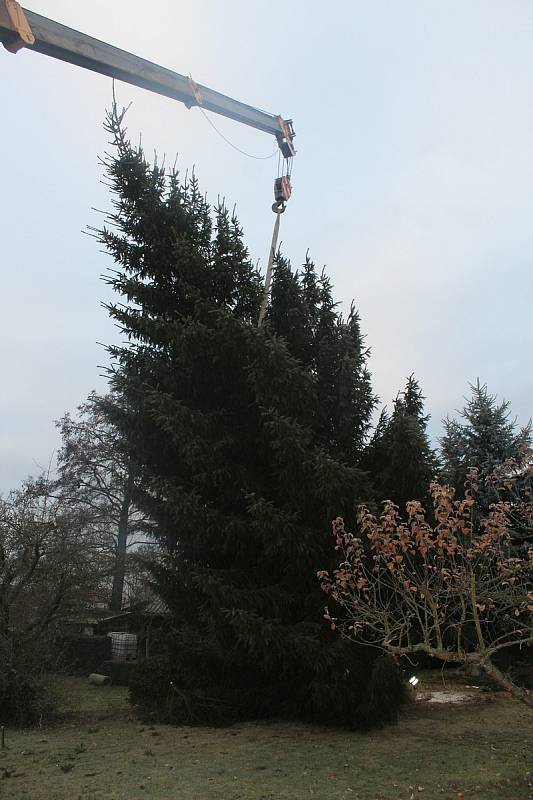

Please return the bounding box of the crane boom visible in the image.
[0,1,296,158]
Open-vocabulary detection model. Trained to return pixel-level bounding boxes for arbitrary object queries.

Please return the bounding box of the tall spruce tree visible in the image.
[364,375,437,511]
[440,380,531,501]
[97,106,404,728]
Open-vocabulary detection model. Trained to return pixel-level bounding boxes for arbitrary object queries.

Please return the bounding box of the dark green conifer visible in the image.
[440,380,531,492]
[365,375,437,511]
[98,106,403,728]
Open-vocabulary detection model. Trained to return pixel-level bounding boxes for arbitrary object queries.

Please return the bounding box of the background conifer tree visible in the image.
[98,106,404,728]
[440,380,531,503]
[364,375,437,511]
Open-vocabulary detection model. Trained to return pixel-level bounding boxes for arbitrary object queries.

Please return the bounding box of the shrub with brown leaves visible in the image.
[319,460,533,706]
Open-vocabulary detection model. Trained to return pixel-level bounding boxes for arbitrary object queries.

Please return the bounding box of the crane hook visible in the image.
[273,175,291,213]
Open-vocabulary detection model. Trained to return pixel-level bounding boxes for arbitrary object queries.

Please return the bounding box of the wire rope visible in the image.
[195,104,279,160]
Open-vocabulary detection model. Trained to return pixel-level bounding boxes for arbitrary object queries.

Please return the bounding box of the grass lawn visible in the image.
[0,673,531,800]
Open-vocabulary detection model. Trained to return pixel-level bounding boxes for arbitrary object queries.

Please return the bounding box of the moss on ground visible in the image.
[0,674,531,799]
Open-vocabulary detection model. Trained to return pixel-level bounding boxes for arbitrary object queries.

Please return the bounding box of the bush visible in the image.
[97,660,136,686]
[129,650,408,728]
[0,667,55,726]
[0,638,57,726]
[129,654,293,725]
[301,649,408,730]
[356,655,407,728]
[129,657,174,721]
[58,635,112,675]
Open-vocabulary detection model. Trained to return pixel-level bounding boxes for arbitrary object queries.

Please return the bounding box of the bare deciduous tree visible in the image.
[56,391,150,611]
[0,474,102,650]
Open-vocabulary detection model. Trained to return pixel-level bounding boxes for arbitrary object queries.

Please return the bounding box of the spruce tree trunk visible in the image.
[110,468,134,612]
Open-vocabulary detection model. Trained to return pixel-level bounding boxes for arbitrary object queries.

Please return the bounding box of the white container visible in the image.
[108,632,137,662]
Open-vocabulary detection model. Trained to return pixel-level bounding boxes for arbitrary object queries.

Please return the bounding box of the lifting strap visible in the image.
[258,206,284,327]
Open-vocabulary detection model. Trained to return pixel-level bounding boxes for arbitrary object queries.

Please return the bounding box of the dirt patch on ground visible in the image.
[417,688,481,704]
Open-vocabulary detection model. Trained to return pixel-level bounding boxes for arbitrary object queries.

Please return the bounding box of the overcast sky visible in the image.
[1,0,532,492]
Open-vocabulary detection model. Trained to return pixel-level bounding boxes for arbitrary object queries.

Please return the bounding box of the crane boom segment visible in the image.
[0,3,296,158]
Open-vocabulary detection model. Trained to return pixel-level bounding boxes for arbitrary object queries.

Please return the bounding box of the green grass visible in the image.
[0,674,531,800]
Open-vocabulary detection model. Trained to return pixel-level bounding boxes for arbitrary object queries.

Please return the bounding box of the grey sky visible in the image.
[1,0,532,492]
